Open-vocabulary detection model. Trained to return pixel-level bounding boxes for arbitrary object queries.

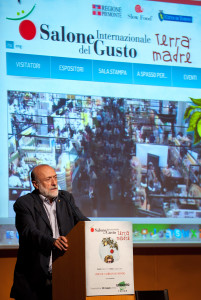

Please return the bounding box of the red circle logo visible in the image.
[19,20,36,40]
[135,5,143,13]
[110,249,114,254]
[91,228,94,232]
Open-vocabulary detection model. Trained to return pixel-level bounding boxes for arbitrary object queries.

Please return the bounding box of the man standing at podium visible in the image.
[10,164,89,300]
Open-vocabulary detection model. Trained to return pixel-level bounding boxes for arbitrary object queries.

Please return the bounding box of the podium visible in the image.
[52,221,135,300]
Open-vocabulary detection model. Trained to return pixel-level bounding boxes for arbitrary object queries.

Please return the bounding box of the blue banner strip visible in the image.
[6,52,201,89]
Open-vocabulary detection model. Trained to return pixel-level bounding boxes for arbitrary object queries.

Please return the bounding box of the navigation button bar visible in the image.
[6,52,201,89]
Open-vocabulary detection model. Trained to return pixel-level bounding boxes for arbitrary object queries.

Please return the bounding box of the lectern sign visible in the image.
[85,221,134,296]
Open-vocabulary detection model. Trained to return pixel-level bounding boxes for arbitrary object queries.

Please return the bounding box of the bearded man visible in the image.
[10,164,89,300]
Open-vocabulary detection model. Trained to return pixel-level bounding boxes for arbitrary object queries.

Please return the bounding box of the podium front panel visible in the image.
[85,221,134,296]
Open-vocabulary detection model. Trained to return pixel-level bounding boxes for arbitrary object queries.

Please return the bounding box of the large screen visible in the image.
[1,0,201,247]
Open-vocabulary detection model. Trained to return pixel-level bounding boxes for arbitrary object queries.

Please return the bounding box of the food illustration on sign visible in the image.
[99,237,119,263]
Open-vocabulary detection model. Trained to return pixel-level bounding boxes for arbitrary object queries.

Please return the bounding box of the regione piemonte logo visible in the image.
[6,4,36,40]
[92,4,122,18]
[92,4,102,16]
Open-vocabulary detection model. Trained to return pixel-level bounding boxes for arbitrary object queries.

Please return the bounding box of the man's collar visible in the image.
[39,193,58,203]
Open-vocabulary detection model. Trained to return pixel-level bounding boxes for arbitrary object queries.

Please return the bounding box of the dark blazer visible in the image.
[10,190,89,300]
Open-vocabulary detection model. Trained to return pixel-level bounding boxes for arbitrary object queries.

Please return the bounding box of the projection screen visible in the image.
[1,0,201,247]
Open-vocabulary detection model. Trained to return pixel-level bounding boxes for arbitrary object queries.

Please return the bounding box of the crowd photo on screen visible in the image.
[7,90,201,219]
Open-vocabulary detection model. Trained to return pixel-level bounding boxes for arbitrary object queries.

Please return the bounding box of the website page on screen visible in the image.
[1,0,201,247]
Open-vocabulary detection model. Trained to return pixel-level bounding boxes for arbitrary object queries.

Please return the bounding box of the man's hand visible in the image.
[54,236,68,251]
